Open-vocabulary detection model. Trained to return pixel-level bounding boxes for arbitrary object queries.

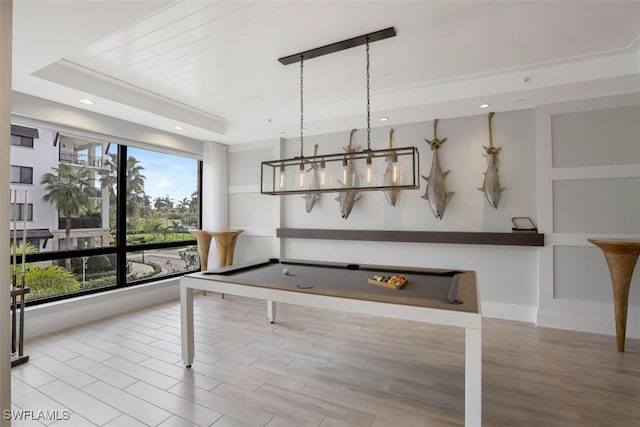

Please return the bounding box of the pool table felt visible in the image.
[199,260,478,313]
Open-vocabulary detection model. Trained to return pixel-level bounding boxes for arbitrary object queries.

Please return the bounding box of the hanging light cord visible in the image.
[366,38,371,151]
[299,54,304,158]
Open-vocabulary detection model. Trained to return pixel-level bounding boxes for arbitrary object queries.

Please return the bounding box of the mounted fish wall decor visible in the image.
[421,119,454,220]
[335,129,362,219]
[383,129,399,206]
[478,112,505,209]
[303,144,321,213]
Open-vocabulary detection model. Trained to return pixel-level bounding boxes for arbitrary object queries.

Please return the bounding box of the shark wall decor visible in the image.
[383,128,399,206]
[335,129,362,219]
[303,144,321,213]
[478,112,505,209]
[421,119,454,220]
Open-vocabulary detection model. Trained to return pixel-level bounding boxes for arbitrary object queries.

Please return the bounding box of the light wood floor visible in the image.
[11,294,640,427]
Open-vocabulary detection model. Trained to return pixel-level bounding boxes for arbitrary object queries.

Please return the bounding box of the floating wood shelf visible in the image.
[277,228,544,247]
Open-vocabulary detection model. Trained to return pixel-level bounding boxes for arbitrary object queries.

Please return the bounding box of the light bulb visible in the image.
[392,152,398,183]
[366,152,373,183]
[299,161,305,187]
[279,164,285,189]
[342,157,348,183]
[320,159,326,186]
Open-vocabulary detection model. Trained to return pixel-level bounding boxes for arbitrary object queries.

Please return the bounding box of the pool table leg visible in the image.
[465,327,482,427]
[267,300,276,323]
[181,285,194,368]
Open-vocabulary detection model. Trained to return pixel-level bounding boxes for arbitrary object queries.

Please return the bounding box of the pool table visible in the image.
[180,258,482,426]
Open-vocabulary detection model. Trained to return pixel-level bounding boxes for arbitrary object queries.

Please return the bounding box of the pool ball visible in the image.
[283,268,290,275]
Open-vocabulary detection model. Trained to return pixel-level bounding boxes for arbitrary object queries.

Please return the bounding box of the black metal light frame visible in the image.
[266,27,421,196]
[261,146,419,195]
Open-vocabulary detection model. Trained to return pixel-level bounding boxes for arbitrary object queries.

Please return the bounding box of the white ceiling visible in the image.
[12,0,640,145]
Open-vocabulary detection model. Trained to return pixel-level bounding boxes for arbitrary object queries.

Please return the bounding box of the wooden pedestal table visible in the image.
[588,238,640,352]
[209,229,244,299]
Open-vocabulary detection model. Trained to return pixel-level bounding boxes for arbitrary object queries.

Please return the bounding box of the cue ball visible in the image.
[283,268,290,275]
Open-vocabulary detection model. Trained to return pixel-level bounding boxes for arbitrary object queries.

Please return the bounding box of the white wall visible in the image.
[229,110,541,322]
[228,139,282,264]
[280,111,536,232]
[536,93,640,338]
[227,97,640,336]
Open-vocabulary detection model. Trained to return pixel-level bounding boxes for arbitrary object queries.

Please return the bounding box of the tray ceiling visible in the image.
[12,0,640,144]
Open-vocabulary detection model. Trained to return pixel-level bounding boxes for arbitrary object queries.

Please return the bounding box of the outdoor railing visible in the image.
[59,152,104,168]
[58,217,103,229]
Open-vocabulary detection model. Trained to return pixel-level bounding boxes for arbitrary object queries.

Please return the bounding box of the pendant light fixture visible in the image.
[261,27,419,195]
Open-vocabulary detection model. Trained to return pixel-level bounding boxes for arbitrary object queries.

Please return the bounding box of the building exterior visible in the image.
[9,123,110,252]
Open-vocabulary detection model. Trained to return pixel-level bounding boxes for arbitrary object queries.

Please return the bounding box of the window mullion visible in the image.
[116,145,127,287]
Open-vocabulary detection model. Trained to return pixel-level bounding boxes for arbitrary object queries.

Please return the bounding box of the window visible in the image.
[11,135,34,148]
[8,124,201,304]
[11,124,38,147]
[9,203,33,221]
[126,148,199,244]
[10,165,33,184]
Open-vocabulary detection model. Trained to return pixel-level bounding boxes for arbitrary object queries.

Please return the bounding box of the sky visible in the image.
[128,147,198,202]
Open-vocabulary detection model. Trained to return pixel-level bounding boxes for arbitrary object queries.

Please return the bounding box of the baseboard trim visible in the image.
[24,279,180,339]
[481,302,538,323]
[537,305,639,339]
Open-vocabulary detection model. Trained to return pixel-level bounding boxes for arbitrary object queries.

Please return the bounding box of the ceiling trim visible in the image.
[32,60,226,136]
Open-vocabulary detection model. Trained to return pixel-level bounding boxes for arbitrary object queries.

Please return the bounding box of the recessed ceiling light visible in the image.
[78,98,94,105]
[173,126,183,131]
[380,117,389,121]
[480,104,490,109]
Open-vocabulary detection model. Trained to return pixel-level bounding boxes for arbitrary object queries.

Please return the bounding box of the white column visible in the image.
[0,1,13,424]
[201,141,228,267]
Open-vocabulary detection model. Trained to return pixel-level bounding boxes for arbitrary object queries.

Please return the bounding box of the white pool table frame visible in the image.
[180,272,482,427]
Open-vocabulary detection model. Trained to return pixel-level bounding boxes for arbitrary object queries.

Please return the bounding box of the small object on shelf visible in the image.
[368,274,407,289]
[511,217,537,233]
[283,268,290,275]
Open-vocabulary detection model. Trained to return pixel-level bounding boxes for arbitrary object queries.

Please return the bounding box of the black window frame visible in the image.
[15,143,203,306]
[10,134,34,148]
[10,165,34,184]
[9,202,34,222]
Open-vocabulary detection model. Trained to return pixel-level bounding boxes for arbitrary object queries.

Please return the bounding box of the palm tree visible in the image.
[153,196,173,217]
[41,164,92,250]
[125,156,147,219]
[98,153,147,230]
[98,152,118,201]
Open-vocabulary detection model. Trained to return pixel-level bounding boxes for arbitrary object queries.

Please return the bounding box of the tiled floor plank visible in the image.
[82,381,172,426]
[12,295,640,427]
[38,380,120,426]
[124,381,223,426]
